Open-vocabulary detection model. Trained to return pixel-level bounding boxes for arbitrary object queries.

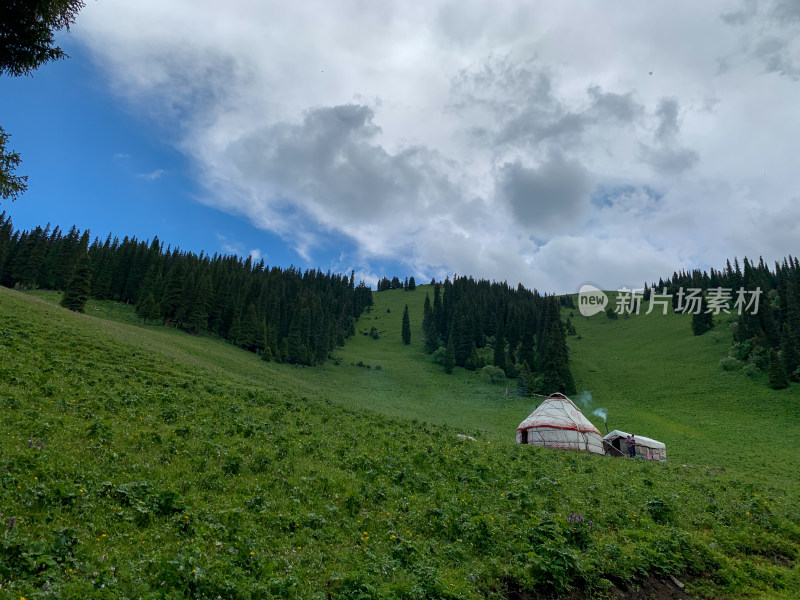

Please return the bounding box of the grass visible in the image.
[1,286,799,599]
[303,286,800,492]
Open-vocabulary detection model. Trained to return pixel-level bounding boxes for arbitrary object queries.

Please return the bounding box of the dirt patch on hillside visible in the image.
[505,574,692,600]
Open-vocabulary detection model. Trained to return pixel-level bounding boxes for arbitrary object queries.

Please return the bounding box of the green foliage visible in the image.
[719,356,744,371]
[443,337,455,374]
[692,295,715,336]
[480,365,506,384]
[135,292,159,324]
[0,220,372,365]
[60,254,90,312]
[1,287,800,598]
[768,349,788,389]
[0,0,85,77]
[0,127,27,201]
[1,1,86,202]
[401,304,411,345]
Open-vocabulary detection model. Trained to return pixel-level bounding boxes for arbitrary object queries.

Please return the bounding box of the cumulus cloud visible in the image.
[497,153,592,235]
[72,0,800,292]
[721,0,800,80]
[639,98,699,175]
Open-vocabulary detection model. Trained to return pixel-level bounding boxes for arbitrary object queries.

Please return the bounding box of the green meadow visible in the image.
[1,286,799,599]
[303,286,800,492]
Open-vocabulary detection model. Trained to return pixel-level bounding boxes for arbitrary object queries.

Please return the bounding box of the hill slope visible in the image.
[1,287,798,599]
[302,286,800,492]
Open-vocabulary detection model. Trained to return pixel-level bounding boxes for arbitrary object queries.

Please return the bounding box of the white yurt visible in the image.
[516,393,604,455]
[603,430,667,461]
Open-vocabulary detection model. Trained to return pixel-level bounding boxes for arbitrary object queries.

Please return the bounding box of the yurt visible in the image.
[602,430,666,461]
[516,393,604,455]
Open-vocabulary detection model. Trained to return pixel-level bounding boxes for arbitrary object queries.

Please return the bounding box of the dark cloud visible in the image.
[497,152,591,234]
[225,104,458,221]
[770,0,800,22]
[587,86,644,122]
[754,37,800,80]
[640,144,699,175]
[721,0,800,80]
[640,97,698,175]
[720,0,757,25]
[449,57,586,151]
[449,57,555,118]
[451,57,647,154]
[654,97,680,141]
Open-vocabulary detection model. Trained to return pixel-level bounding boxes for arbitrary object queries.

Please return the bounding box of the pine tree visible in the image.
[443,337,455,374]
[136,293,159,324]
[239,303,260,350]
[61,254,91,312]
[782,325,800,382]
[537,299,576,395]
[422,293,439,353]
[768,349,789,389]
[517,360,532,396]
[401,304,411,345]
[493,315,506,372]
[408,276,416,291]
[692,294,714,335]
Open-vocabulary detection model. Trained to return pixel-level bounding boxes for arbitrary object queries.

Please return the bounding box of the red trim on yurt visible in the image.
[516,423,601,435]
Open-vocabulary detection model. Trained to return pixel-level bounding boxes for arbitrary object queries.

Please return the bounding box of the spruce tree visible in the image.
[443,337,455,374]
[401,304,411,345]
[768,348,789,389]
[782,325,800,381]
[692,294,714,335]
[61,254,91,312]
[136,293,159,324]
[493,316,506,372]
[517,360,532,396]
[422,293,439,352]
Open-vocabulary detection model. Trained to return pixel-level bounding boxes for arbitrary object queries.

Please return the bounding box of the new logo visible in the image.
[578,284,608,317]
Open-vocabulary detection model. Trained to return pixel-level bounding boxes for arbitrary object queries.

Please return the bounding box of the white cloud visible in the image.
[137,168,167,181]
[75,0,800,292]
[249,248,263,261]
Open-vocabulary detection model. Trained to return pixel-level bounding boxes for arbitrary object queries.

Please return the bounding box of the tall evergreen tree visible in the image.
[61,254,90,312]
[768,349,788,390]
[401,304,411,345]
[493,315,506,372]
[136,293,159,324]
[691,294,714,336]
[422,293,439,353]
[517,360,532,397]
[443,336,455,374]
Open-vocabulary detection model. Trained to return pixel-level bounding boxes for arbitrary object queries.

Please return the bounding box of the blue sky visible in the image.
[0,43,333,271]
[2,1,799,292]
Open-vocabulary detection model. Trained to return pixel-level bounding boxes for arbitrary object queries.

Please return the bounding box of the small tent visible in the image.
[516,393,604,455]
[603,430,666,461]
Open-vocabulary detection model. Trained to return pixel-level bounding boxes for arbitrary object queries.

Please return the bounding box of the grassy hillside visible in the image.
[1,287,799,599]
[302,286,800,492]
[568,295,800,492]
